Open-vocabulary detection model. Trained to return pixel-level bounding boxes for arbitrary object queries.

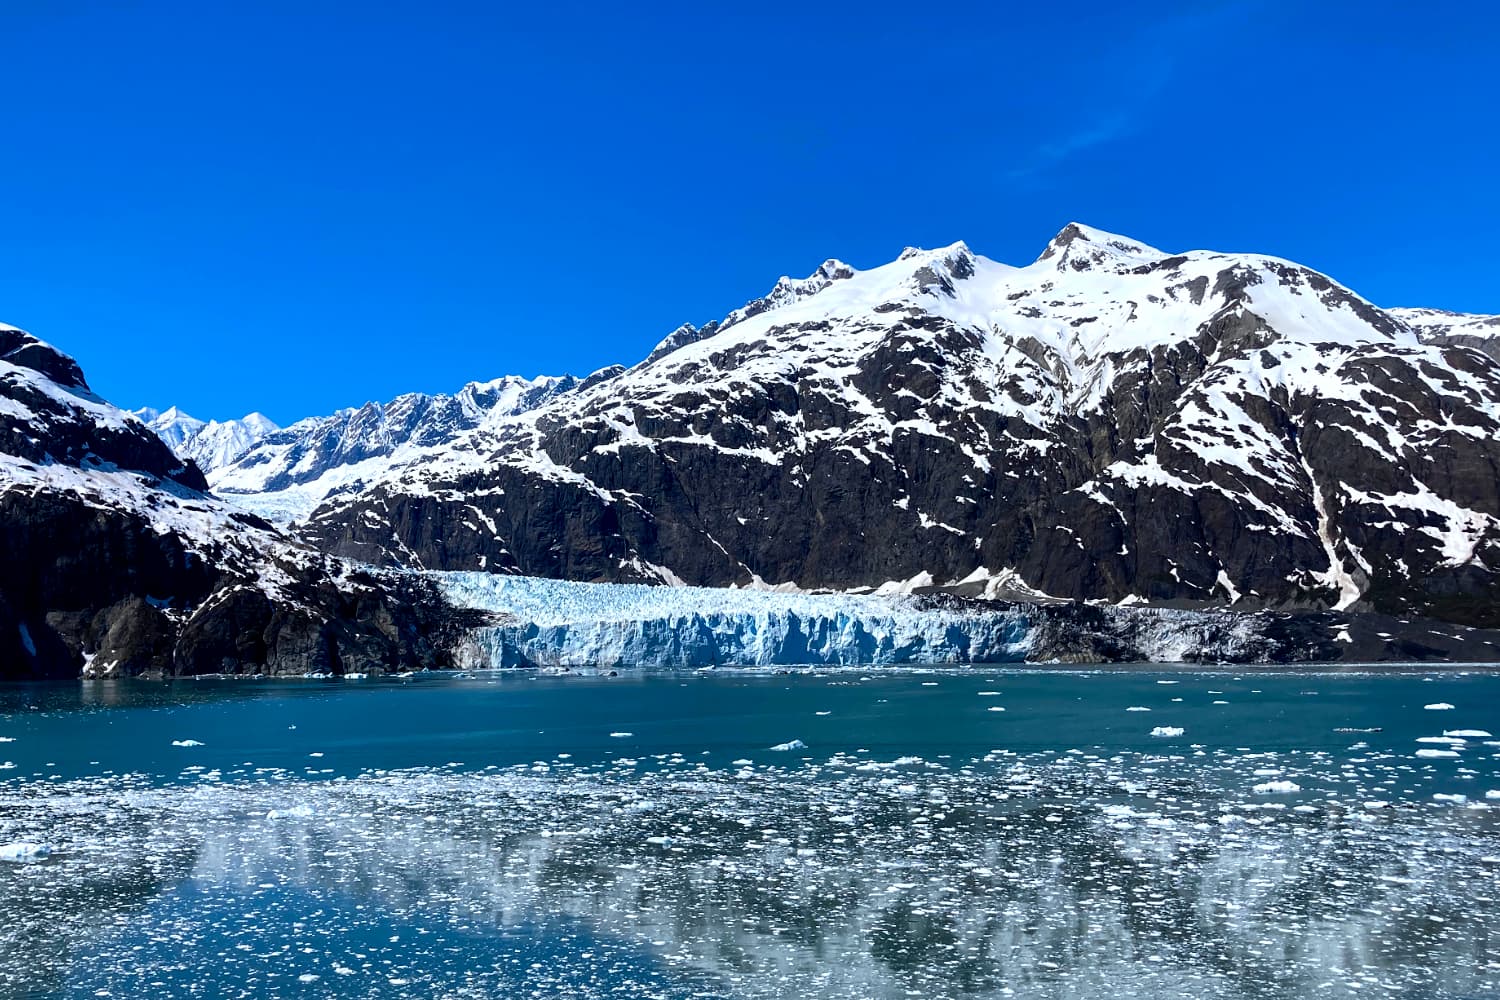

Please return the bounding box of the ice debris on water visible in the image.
[1150,727,1185,737]
[1424,703,1456,711]
[769,739,807,751]
[3,726,1500,1000]
[0,842,52,862]
[1253,780,1302,794]
[170,740,204,747]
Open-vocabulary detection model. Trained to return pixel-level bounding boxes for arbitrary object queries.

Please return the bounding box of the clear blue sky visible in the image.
[2,0,1495,423]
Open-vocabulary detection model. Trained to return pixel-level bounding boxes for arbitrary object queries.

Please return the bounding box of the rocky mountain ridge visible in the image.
[144,375,588,523]
[272,224,1500,628]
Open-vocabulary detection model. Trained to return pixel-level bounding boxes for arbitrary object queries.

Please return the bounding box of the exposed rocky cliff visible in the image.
[0,325,477,679]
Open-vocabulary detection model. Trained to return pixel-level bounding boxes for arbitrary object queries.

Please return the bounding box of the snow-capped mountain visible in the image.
[1391,307,1500,362]
[132,406,280,473]
[0,323,471,679]
[296,224,1500,627]
[130,405,205,452]
[143,375,585,523]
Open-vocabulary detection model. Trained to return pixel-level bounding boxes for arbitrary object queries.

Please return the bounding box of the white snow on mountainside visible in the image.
[1,329,333,609]
[145,225,1492,534]
[1391,307,1500,362]
[329,223,1432,495]
[133,407,280,473]
[143,375,582,522]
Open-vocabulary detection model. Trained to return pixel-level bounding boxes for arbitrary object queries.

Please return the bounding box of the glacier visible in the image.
[439,572,1033,668]
[434,572,1295,668]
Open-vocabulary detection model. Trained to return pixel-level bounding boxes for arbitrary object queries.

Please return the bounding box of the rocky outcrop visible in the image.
[0,325,479,679]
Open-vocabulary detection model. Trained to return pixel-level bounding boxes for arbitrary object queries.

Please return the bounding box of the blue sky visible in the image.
[2,0,1496,423]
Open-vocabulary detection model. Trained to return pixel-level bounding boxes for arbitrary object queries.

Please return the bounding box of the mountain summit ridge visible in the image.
[219,223,1500,628]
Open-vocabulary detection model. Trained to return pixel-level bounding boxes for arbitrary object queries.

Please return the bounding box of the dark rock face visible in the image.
[303,229,1500,628]
[0,327,479,679]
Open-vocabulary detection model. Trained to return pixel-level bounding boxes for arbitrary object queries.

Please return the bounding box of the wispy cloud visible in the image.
[1004,1,1262,184]
[1010,112,1137,182]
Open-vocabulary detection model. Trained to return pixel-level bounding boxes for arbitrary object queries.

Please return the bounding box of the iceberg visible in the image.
[0,842,52,862]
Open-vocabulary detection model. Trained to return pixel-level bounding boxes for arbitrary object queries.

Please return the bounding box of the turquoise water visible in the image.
[1,668,1498,998]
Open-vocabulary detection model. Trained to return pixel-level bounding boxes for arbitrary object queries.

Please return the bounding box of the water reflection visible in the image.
[2,748,1496,999]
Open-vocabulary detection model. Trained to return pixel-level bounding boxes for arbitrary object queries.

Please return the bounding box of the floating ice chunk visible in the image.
[1416,749,1460,758]
[1417,736,1467,745]
[987,706,1006,712]
[266,804,315,820]
[977,691,1002,696]
[609,732,634,738]
[1487,790,1500,800]
[0,842,52,862]
[297,975,321,983]
[1424,703,1456,711]
[1444,729,1492,738]
[814,711,831,716]
[171,739,204,747]
[1434,793,1468,804]
[1150,727,1184,737]
[769,739,808,751]
[1253,780,1302,794]
[0,737,14,743]
[1126,706,1151,712]
[731,759,753,766]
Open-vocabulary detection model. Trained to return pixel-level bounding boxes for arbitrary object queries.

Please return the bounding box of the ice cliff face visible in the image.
[436,573,1500,667]
[440,573,1032,667]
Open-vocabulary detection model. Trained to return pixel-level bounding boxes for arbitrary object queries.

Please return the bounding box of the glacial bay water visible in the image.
[1,667,1497,999]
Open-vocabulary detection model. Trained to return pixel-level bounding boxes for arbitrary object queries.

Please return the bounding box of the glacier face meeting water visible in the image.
[2,669,1498,999]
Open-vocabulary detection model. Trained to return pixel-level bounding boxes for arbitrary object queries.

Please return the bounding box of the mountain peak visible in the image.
[898,240,972,262]
[0,325,90,391]
[1037,223,1159,264]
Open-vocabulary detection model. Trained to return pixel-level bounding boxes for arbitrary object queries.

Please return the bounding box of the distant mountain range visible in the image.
[5,223,1500,677]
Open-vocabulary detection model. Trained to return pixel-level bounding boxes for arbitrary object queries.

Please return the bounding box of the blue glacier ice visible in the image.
[436,573,1034,668]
